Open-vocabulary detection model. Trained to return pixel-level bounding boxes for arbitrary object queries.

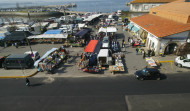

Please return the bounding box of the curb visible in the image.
[0,70,39,79]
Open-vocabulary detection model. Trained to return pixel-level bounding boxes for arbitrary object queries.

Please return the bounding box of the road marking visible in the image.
[159,61,174,63]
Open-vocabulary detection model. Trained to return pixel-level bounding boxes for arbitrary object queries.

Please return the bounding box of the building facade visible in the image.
[128,0,190,55]
[128,0,177,18]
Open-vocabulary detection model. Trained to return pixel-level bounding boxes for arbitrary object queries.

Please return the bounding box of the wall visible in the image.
[130,3,163,12]
[147,33,159,50]
[160,31,188,53]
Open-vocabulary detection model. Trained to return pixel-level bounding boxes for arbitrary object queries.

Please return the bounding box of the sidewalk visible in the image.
[0,68,38,78]
[121,26,190,74]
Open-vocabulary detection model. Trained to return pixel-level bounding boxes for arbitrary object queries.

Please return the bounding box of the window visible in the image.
[135,5,139,9]
[151,42,155,48]
[144,5,149,10]
[152,5,156,8]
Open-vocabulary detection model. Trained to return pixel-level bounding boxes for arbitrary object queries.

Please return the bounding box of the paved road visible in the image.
[1,72,190,111]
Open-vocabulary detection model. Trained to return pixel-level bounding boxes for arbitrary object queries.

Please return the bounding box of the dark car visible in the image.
[135,68,161,80]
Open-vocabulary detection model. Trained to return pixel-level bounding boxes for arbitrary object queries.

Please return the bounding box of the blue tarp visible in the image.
[45,29,63,34]
[0,36,5,40]
[75,29,90,38]
[34,48,58,68]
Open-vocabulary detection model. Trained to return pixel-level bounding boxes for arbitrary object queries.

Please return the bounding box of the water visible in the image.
[0,0,131,12]
[0,0,131,24]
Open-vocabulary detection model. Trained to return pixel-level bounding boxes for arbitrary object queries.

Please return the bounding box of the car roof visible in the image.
[144,68,159,72]
[24,51,38,54]
[7,54,29,59]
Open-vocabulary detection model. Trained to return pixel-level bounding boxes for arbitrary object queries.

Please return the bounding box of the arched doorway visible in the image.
[164,43,178,55]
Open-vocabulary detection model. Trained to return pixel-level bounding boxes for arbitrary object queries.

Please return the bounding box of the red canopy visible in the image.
[85,40,98,53]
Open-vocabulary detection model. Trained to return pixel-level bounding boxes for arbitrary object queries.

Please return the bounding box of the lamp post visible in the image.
[24,32,33,54]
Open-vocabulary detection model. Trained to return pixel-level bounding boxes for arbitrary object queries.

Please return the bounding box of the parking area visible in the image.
[0,24,189,78]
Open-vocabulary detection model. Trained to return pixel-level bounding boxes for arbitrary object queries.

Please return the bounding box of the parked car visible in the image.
[24,51,40,61]
[134,68,161,80]
[175,54,190,68]
[102,36,110,49]
[2,54,34,69]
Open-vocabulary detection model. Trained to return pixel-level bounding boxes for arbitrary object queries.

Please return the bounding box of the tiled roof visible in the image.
[150,0,190,16]
[130,14,190,38]
[130,0,177,3]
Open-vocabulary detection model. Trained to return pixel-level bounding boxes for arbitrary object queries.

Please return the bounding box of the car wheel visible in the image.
[175,63,178,66]
[140,77,144,81]
[178,64,182,67]
[157,77,161,80]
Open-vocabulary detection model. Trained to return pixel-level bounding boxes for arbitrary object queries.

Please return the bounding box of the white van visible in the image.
[174,54,190,68]
[97,49,112,66]
[24,51,40,61]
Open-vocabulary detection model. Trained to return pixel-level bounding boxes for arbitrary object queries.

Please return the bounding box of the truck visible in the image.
[174,54,190,68]
[97,49,112,66]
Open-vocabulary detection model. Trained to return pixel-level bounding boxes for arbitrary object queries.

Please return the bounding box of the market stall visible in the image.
[109,53,125,74]
[146,57,157,67]
[34,46,68,73]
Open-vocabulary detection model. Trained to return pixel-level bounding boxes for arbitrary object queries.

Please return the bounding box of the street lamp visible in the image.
[24,31,33,56]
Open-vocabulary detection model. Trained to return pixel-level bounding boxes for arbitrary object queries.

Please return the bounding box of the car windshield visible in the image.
[103,40,109,43]
[141,69,149,75]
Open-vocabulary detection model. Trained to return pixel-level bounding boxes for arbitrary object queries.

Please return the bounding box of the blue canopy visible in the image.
[127,23,134,30]
[45,29,63,34]
[0,36,5,40]
[75,29,90,38]
[132,26,139,33]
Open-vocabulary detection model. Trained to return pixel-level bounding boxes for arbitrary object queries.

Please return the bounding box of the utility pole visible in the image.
[24,32,33,54]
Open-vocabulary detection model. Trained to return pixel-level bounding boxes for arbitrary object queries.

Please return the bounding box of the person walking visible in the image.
[148,49,151,57]
[122,39,124,48]
[123,40,126,48]
[128,37,130,42]
[26,78,30,86]
[139,48,142,55]
[142,49,146,59]
[136,48,139,55]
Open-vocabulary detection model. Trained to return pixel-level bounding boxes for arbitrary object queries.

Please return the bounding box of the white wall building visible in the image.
[128,0,176,18]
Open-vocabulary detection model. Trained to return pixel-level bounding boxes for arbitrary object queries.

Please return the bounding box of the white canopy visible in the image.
[78,23,86,28]
[47,23,58,29]
[31,22,49,27]
[98,49,109,57]
[83,14,102,22]
[98,27,117,33]
[28,34,68,39]
[34,48,58,67]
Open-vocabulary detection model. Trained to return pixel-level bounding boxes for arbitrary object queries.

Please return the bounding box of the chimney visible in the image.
[185,0,190,2]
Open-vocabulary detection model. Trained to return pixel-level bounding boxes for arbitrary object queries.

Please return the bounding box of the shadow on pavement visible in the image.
[30,83,44,87]
[122,57,129,74]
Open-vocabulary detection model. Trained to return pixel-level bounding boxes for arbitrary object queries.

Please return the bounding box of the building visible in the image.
[128,0,190,55]
[128,0,177,18]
